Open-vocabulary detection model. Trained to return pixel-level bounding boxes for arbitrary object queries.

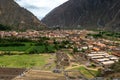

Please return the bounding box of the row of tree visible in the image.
[87,31,120,38]
[0,43,25,47]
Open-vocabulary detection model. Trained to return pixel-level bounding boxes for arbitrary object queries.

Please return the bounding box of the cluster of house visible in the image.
[42,30,66,38]
[73,38,120,67]
[51,30,120,67]
[0,29,91,38]
[0,30,75,39]
[0,30,39,39]
[86,51,119,67]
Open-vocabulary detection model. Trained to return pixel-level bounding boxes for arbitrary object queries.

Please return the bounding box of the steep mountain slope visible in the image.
[42,0,120,31]
[0,0,45,30]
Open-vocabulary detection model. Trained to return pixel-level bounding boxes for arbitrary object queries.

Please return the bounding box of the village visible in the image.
[0,30,120,80]
[0,30,119,66]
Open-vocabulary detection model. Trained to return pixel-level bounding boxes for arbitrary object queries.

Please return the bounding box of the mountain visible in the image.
[0,0,45,30]
[42,0,120,31]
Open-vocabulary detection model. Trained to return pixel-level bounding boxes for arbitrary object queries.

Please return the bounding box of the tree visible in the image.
[73,47,78,53]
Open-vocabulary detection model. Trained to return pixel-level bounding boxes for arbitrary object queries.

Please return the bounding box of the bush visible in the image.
[91,63,96,67]
[110,60,120,73]
[29,49,39,54]
[0,24,11,30]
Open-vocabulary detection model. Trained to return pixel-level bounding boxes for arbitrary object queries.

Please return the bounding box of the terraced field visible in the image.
[0,68,66,80]
[0,68,26,80]
[14,70,66,80]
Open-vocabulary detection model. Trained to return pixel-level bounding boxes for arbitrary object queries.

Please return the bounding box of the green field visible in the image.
[0,54,54,68]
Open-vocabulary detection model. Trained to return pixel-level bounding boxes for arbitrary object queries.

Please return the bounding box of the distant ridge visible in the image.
[0,0,45,30]
[42,0,120,31]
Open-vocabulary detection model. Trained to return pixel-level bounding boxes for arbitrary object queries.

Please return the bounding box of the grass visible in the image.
[72,66,99,79]
[0,54,52,68]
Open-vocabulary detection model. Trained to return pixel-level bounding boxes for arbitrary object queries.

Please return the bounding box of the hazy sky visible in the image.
[15,0,68,20]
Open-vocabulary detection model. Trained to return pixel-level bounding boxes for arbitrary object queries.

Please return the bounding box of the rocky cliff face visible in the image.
[42,0,120,31]
[0,0,45,30]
